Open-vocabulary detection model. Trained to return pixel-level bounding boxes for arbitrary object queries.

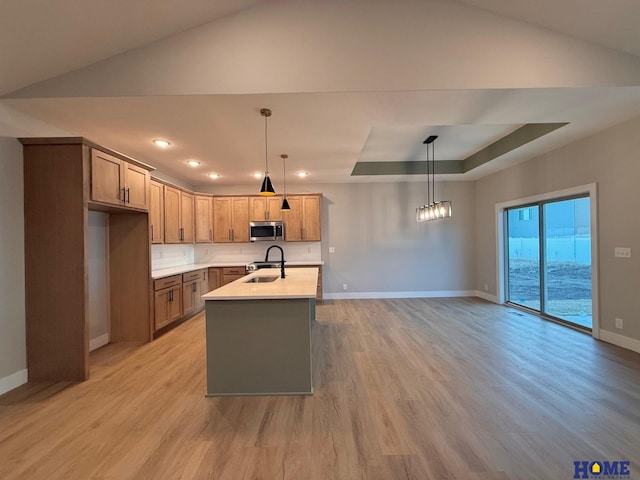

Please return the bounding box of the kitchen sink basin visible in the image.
[244,275,280,283]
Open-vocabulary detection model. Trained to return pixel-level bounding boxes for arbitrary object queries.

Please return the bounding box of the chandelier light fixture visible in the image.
[416,135,452,222]
[280,154,291,210]
[259,108,276,196]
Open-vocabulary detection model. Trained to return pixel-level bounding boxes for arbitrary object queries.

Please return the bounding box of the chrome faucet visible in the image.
[265,245,286,279]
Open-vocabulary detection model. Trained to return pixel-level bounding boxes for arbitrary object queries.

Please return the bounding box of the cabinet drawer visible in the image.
[182,270,202,282]
[154,274,182,291]
[222,267,246,275]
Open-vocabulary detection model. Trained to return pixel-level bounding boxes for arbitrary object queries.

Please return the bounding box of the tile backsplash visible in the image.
[151,244,195,270]
[195,242,322,265]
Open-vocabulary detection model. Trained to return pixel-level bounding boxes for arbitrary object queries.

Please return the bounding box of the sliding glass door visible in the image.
[506,196,592,330]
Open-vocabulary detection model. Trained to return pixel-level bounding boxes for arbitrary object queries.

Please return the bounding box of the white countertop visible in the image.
[151,261,323,280]
[202,267,319,300]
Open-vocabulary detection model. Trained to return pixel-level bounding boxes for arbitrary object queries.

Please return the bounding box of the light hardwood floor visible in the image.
[1,298,639,479]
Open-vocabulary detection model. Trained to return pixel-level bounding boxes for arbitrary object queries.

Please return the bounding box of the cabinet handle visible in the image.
[179,227,184,241]
[300,227,303,239]
[231,229,235,241]
[228,229,231,241]
[193,283,197,292]
[126,187,131,203]
[266,211,269,220]
[121,187,126,202]
[169,290,172,302]
[209,229,212,241]
[151,225,154,241]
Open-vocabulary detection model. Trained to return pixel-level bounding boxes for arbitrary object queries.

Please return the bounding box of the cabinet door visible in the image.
[194,195,213,243]
[250,197,267,221]
[180,191,194,243]
[266,196,283,221]
[302,195,321,241]
[283,196,303,241]
[213,197,232,243]
[208,267,222,291]
[164,186,181,243]
[168,285,182,323]
[182,281,196,317]
[154,289,170,330]
[91,149,124,206]
[196,271,207,310]
[149,180,164,244]
[123,162,150,210]
[231,197,249,243]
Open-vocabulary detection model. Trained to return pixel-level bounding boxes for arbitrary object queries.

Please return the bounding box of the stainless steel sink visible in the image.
[244,275,280,283]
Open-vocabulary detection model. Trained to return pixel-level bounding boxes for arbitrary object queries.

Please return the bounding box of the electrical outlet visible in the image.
[484,283,489,291]
[615,247,632,258]
[329,247,335,253]
[307,247,311,253]
[615,318,623,329]
[342,284,348,291]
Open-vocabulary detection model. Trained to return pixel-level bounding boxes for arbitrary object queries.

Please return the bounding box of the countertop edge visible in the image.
[152,261,324,279]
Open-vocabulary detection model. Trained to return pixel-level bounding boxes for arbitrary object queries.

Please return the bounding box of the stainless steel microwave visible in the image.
[249,221,284,242]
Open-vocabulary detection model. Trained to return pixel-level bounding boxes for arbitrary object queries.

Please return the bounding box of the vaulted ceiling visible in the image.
[2,0,640,187]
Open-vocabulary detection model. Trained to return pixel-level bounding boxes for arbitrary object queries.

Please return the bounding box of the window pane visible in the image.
[507,206,540,310]
[542,197,592,328]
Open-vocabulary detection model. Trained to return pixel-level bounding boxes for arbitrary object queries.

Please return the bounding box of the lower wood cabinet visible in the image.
[154,275,182,330]
[222,266,247,285]
[153,269,209,333]
[209,267,222,292]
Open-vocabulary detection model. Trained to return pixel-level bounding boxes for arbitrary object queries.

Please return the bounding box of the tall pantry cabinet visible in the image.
[20,137,154,382]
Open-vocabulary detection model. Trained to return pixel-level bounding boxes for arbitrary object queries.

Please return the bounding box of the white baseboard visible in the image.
[0,369,28,396]
[474,290,500,303]
[599,329,640,354]
[324,290,477,300]
[89,333,109,352]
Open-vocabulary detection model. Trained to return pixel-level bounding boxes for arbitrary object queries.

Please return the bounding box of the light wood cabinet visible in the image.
[209,267,222,291]
[194,195,213,243]
[90,149,149,210]
[250,196,283,221]
[283,194,321,242]
[149,180,164,244]
[213,197,249,243]
[164,186,194,243]
[197,269,208,309]
[154,285,182,330]
[182,280,197,318]
[222,266,247,285]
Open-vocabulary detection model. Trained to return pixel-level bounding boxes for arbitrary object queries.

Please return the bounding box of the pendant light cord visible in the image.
[282,156,287,197]
[426,141,430,204]
[431,141,435,203]
[264,114,269,175]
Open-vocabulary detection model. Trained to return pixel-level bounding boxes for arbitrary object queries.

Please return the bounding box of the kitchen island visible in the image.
[202,267,318,396]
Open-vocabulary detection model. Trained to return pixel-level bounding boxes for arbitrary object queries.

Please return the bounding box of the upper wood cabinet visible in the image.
[283,194,321,242]
[194,195,213,243]
[164,186,194,243]
[250,196,283,221]
[90,149,149,210]
[149,180,164,244]
[213,197,249,243]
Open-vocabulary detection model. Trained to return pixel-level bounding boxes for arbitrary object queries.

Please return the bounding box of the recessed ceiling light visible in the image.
[152,139,171,148]
[186,160,201,167]
[296,171,309,178]
[208,173,221,179]
[252,172,264,178]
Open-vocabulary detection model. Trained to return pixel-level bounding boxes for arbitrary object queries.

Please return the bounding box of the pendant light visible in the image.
[259,108,276,196]
[280,154,291,210]
[416,135,452,222]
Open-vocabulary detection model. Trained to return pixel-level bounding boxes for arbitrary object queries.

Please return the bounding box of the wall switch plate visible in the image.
[615,318,624,329]
[615,247,632,258]
[484,283,489,291]
[329,247,335,253]
[342,283,348,290]
[307,247,312,253]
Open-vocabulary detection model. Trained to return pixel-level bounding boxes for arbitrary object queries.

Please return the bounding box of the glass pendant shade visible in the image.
[259,175,276,196]
[416,135,452,223]
[280,197,291,210]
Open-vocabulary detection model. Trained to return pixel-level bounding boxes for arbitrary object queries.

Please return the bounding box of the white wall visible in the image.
[196,181,477,297]
[88,212,109,351]
[475,115,640,343]
[0,137,27,394]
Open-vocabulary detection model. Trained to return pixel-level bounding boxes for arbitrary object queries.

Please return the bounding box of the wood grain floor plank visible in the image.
[1,298,639,479]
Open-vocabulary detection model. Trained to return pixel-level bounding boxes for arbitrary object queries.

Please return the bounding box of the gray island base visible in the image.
[202,267,318,396]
